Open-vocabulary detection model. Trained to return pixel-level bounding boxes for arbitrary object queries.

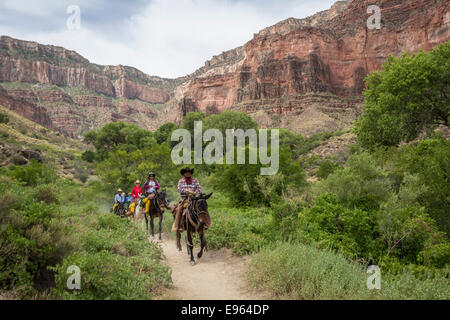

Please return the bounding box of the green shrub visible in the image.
[248,242,372,299]
[297,194,378,260]
[81,150,96,163]
[51,250,170,300]
[418,243,450,268]
[316,152,390,211]
[0,112,9,124]
[248,242,450,300]
[34,184,59,204]
[8,159,57,186]
[317,160,340,179]
[381,269,450,300]
[0,180,71,295]
[198,207,272,255]
[212,147,307,206]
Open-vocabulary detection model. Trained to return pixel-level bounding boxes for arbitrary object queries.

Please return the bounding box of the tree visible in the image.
[182,112,205,135]
[203,110,258,135]
[83,122,155,160]
[355,41,449,148]
[154,122,179,145]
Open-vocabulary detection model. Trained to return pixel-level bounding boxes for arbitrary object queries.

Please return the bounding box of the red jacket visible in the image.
[132,186,143,199]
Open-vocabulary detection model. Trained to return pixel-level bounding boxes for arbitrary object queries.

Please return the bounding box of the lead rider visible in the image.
[172,167,202,232]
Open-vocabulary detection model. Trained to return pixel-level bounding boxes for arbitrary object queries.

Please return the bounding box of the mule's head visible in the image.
[192,193,212,223]
[156,189,171,209]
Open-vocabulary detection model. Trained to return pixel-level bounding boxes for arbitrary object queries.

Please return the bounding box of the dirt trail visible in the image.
[152,234,269,300]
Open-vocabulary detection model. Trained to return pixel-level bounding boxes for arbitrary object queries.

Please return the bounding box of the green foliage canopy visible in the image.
[355,41,449,148]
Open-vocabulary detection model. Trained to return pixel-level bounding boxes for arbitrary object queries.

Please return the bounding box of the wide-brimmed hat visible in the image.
[135,180,141,184]
[117,188,122,193]
[180,167,194,175]
[148,172,156,177]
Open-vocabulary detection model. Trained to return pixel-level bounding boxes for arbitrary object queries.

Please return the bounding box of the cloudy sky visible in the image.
[0,0,336,78]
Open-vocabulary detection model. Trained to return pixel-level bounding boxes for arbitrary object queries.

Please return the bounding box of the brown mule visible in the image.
[174,193,212,265]
[145,189,171,240]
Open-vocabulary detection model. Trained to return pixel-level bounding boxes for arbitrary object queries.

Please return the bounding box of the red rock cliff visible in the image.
[174,0,450,134]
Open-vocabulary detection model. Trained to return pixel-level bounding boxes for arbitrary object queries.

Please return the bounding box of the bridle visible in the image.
[186,197,207,231]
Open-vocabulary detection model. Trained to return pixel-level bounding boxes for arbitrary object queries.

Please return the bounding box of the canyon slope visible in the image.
[0,0,449,138]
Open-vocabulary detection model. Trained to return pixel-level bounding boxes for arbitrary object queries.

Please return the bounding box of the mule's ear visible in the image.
[206,192,213,199]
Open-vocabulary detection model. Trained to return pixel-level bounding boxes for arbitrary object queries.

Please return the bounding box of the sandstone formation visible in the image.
[174,0,449,136]
[0,0,449,138]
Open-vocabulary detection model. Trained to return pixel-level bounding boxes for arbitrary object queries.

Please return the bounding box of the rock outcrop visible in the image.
[174,0,450,136]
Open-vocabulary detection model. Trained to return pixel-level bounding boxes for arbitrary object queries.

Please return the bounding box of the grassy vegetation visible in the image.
[0,164,171,299]
[50,181,171,300]
[248,242,449,300]
[0,111,171,299]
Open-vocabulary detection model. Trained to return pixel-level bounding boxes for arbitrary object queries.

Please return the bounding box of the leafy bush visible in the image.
[81,150,96,163]
[248,242,372,299]
[316,152,390,211]
[375,138,450,236]
[8,159,57,186]
[194,207,272,255]
[297,194,378,260]
[0,112,9,124]
[34,184,59,204]
[51,250,170,300]
[248,242,450,300]
[0,178,71,295]
[95,144,178,192]
[418,243,450,268]
[317,160,340,179]
[212,147,307,206]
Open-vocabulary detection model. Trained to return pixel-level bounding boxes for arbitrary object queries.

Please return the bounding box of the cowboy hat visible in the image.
[117,188,122,192]
[135,180,141,184]
[180,167,194,175]
[147,172,156,177]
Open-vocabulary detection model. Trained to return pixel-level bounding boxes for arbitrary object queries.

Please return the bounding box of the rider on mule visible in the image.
[140,172,159,216]
[131,180,143,200]
[171,167,211,232]
[143,172,160,196]
[112,188,124,212]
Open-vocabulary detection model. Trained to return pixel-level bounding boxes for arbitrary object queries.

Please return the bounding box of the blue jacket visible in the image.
[114,193,125,204]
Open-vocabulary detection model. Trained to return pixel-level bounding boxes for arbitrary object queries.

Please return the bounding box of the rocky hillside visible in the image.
[0,36,183,138]
[0,0,449,138]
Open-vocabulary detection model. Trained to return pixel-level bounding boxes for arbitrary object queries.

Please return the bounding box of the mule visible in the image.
[146,189,171,240]
[135,190,171,240]
[175,193,212,265]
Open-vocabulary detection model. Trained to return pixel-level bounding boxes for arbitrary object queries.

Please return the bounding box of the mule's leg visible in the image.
[187,230,195,264]
[186,234,190,256]
[150,216,155,237]
[197,230,205,259]
[176,231,182,251]
[145,215,149,232]
[158,214,163,240]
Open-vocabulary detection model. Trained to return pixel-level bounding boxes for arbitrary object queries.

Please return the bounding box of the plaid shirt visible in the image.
[177,177,202,195]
